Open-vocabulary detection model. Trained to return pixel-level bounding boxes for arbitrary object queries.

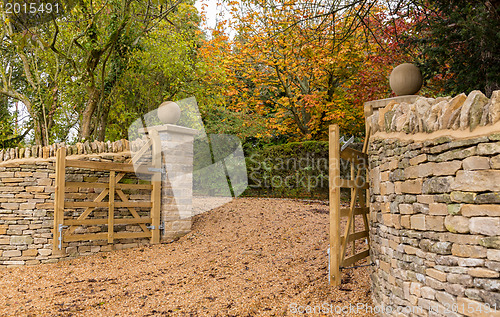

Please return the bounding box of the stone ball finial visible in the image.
[157,101,181,124]
[389,63,423,96]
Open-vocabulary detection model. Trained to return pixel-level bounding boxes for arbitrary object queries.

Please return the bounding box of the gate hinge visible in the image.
[147,222,165,231]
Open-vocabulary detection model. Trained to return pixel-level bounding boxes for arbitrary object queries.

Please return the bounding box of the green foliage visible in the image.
[0,96,15,148]
[243,141,330,199]
[413,0,500,96]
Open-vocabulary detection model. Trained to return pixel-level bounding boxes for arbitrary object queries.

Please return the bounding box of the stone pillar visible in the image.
[148,124,198,242]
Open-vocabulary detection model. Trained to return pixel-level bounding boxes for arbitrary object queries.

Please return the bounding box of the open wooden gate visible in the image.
[329,124,371,286]
[53,131,162,254]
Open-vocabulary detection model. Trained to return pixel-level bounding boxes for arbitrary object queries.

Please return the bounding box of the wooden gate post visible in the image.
[53,147,66,255]
[329,125,341,286]
[150,129,161,244]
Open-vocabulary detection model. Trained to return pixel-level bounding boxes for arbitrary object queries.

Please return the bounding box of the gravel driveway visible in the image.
[0,198,372,316]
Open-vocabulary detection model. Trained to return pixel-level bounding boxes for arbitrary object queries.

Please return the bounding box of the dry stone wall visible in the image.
[0,151,151,267]
[367,91,500,317]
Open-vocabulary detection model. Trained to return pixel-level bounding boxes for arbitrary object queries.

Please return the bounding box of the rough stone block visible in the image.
[463,156,490,170]
[450,191,476,203]
[445,215,470,233]
[433,160,462,176]
[411,214,426,230]
[426,268,447,282]
[426,215,446,231]
[461,204,500,217]
[22,249,38,257]
[468,268,500,278]
[451,244,486,258]
[452,170,500,192]
[38,249,52,256]
[447,274,473,286]
[401,215,410,228]
[399,204,414,214]
[421,286,436,299]
[10,236,33,245]
[477,142,500,155]
[470,217,500,236]
[426,276,445,290]
[432,146,476,162]
[410,282,422,297]
[460,90,489,130]
[435,291,456,307]
[429,203,448,215]
[447,204,462,215]
[491,154,500,169]
[457,258,485,267]
[473,278,500,292]
[423,177,453,194]
[417,195,435,204]
[2,250,21,257]
[401,179,423,194]
[410,154,427,166]
[487,249,500,262]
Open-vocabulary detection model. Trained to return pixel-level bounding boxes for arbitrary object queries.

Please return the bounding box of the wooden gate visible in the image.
[329,124,371,286]
[53,131,162,254]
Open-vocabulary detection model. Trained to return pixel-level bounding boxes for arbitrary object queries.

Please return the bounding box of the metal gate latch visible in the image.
[58,224,69,250]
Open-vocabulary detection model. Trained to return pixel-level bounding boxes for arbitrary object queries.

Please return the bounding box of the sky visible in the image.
[194,0,229,30]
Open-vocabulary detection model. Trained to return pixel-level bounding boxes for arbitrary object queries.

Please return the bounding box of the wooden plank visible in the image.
[340,147,368,162]
[64,217,152,226]
[65,182,152,190]
[150,129,161,244]
[108,171,115,243]
[66,160,157,175]
[329,125,341,286]
[65,201,152,208]
[66,182,108,188]
[117,183,153,190]
[342,230,369,244]
[340,207,369,218]
[53,147,66,254]
[342,249,370,268]
[66,160,136,173]
[64,231,151,242]
[65,201,108,208]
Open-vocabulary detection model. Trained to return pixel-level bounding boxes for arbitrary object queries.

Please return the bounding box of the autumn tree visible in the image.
[209,0,418,139]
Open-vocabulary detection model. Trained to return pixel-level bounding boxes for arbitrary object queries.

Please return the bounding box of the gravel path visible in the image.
[0,198,373,316]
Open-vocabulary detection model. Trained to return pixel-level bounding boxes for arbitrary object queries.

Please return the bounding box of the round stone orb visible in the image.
[389,63,423,96]
[157,101,181,124]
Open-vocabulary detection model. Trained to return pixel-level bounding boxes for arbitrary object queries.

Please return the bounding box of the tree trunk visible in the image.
[97,101,110,141]
[80,86,101,141]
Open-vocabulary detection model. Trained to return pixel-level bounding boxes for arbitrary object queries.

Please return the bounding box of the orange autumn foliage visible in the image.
[199,1,422,140]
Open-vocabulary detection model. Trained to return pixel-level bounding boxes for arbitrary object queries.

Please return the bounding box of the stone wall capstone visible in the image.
[366,90,500,317]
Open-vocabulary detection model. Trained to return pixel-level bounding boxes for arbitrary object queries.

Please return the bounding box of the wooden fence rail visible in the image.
[53,131,162,254]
